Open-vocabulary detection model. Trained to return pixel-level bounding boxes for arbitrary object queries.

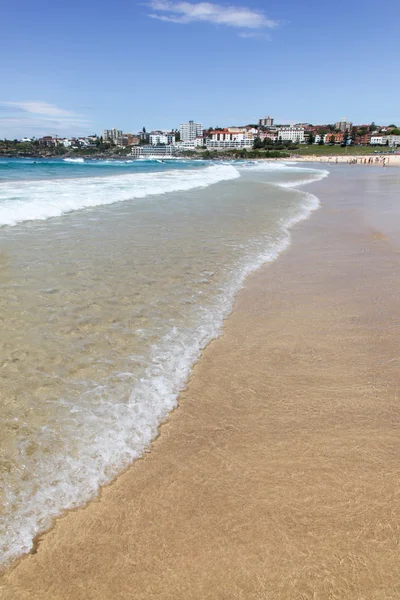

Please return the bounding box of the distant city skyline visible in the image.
[1,0,400,138]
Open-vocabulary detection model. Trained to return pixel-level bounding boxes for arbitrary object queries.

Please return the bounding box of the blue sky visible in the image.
[1,0,400,137]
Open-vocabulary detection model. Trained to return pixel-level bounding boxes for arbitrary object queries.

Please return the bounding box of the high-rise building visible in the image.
[180,121,202,142]
[335,119,352,132]
[103,128,123,142]
[259,116,274,128]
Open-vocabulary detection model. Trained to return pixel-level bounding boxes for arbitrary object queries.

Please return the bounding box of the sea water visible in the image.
[0,158,328,567]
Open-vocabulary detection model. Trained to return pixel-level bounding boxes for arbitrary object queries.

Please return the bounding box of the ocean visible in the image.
[0,157,328,568]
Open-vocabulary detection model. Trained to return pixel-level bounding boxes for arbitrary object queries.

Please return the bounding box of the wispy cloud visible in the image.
[0,101,92,138]
[238,31,271,39]
[148,1,279,31]
[2,101,80,118]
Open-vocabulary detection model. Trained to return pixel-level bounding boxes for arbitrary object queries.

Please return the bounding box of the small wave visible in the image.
[0,164,240,227]
[63,158,85,163]
[0,169,324,569]
[277,169,330,188]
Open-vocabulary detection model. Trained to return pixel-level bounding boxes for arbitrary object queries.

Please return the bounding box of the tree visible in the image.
[319,135,325,145]
[308,133,315,145]
[175,131,181,142]
[369,122,376,132]
[253,136,263,150]
[142,127,146,133]
[262,137,274,148]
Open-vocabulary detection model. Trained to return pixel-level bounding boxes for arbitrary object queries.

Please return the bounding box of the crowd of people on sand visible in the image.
[347,156,388,166]
[287,155,397,167]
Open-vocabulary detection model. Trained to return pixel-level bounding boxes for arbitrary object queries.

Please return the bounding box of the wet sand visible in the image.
[2,167,400,599]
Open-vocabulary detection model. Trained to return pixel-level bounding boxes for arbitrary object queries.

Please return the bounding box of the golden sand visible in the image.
[2,176,400,599]
[286,153,400,167]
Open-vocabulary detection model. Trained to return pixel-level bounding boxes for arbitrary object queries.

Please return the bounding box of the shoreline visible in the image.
[2,166,400,598]
[0,168,322,571]
[2,153,400,166]
[285,153,400,166]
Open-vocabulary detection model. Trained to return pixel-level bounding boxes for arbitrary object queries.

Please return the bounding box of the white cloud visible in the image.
[148,1,279,29]
[2,101,80,118]
[0,101,92,138]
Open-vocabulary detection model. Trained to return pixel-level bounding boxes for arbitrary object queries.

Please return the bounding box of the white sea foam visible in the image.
[239,160,330,187]
[63,157,85,163]
[0,168,325,568]
[0,164,240,227]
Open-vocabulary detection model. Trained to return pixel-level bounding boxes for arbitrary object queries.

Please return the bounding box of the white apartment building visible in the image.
[149,132,175,146]
[387,135,400,147]
[259,116,274,128]
[103,129,123,142]
[57,138,73,147]
[370,135,388,145]
[180,121,202,142]
[276,126,306,143]
[206,139,254,149]
[205,128,255,149]
[130,145,177,157]
[211,129,255,142]
[174,138,204,150]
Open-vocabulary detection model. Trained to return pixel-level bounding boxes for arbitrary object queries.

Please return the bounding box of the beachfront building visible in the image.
[387,135,400,147]
[355,132,371,145]
[258,116,274,128]
[149,132,176,146]
[324,132,345,144]
[205,128,255,149]
[335,119,352,132]
[206,139,254,149]
[130,145,177,157]
[370,135,388,145]
[180,121,202,142]
[275,126,306,143]
[174,138,204,151]
[259,131,278,143]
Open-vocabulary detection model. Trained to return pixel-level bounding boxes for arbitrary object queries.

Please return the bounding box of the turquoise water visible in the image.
[0,157,205,182]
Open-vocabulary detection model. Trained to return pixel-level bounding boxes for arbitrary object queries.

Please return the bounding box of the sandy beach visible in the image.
[287,153,400,167]
[2,165,400,599]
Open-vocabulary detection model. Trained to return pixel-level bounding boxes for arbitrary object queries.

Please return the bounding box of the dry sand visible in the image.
[2,168,400,599]
[287,153,400,167]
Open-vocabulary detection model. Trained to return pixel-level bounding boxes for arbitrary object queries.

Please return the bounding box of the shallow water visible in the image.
[0,159,328,567]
